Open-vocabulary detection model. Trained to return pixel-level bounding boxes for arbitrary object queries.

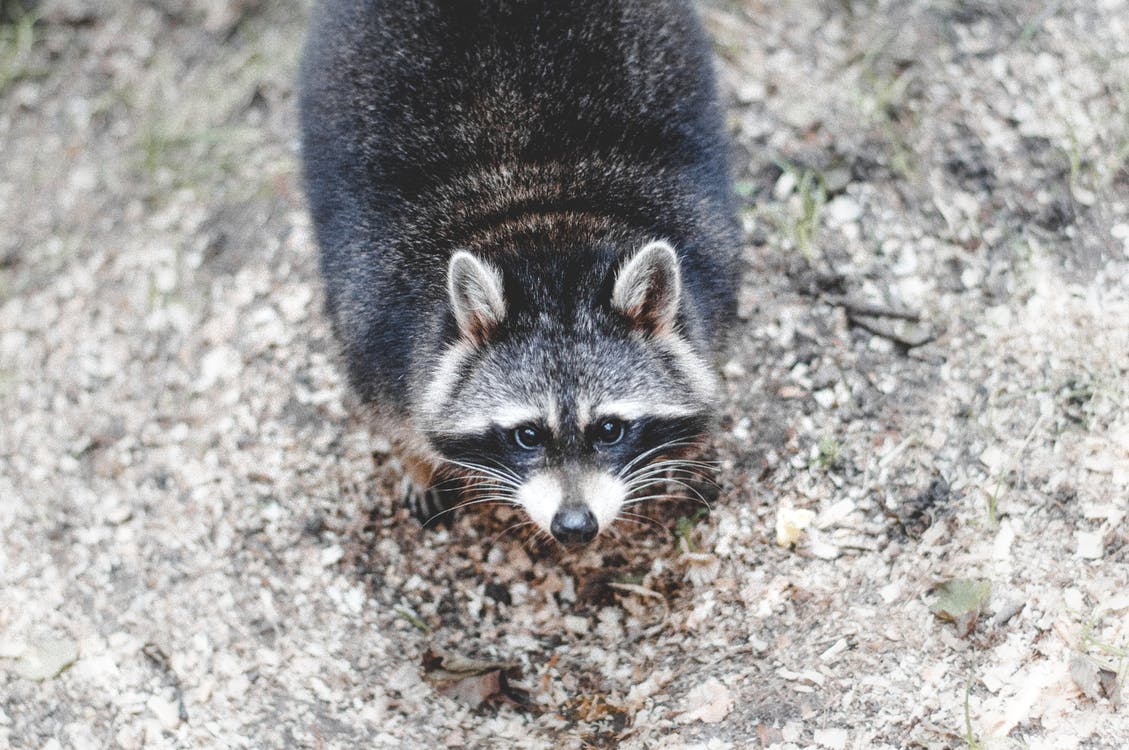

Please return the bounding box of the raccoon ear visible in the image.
[611,240,682,334]
[447,250,507,344]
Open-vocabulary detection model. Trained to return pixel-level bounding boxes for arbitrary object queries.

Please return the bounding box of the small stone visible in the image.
[1064,588,1086,611]
[195,346,243,391]
[736,285,758,320]
[812,388,836,409]
[814,727,849,749]
[153,265,178,294]
[722,360,747,379]
[1076,531,1104,560]
[819,638,848,662]
[822,167,851,194]
[825,196,862,226]
[12,637,79,681]
[680,678,733,724]
[879,581,902,604]
[1071,184,1097,206]
[102,496,133,525]
[562,615,589,635]
[320,545,345,567]
[808,532,841,560]
[773,171,797,201]
[979,446,1007,474]
[776,507,816,547]
[278,284,314,323]
[147,694,181,731]
[735,81,767,104]
[816,499,855,529]
[731,417,751,441]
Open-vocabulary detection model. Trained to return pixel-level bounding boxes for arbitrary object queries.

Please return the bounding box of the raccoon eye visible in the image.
[513,424,547,450]
[594,418,625,446]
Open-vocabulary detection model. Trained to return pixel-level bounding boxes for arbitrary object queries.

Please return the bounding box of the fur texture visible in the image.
[299,0,739,543]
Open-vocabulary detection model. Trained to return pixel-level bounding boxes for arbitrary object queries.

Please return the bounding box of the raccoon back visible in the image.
[299,0,739,404]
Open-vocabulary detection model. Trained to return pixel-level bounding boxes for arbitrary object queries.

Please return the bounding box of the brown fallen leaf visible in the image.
[679,677,734,724]
[1069,653,1121,704]
[930,579,991,638]
[421,647,529,710]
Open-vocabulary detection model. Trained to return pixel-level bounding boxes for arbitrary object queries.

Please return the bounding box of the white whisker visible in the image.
[491,520,536,546]
[440,457,522,488]
[424,493,518,525]
[616,438,702,478]
[617,510,668,534]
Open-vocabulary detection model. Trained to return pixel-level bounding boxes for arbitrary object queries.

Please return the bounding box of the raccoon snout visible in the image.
[550,505,599,546]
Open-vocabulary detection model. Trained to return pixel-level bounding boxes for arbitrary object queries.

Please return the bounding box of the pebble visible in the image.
[825,196,862,226]
[562,615,589,635]
[11,637,79,681]
[776,507,816,547]
[1076,531,1105,560]
[773,171,797,201]
[679,678,733,724]
[195,346,243,391]
[814,727,849,749]
[980,445,1007,474]
[147,694,181,731]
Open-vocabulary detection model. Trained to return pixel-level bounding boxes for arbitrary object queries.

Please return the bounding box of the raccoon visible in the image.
[299,0,740,546]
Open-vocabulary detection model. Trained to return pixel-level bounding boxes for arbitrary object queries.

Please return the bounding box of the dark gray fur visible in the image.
[300,0,738,402]
[299,1,739,531]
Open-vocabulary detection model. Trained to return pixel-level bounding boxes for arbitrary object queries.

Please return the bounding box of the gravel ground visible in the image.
[2,0,1128,748]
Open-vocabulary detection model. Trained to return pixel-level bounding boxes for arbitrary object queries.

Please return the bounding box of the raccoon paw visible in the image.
[400,477,457,529]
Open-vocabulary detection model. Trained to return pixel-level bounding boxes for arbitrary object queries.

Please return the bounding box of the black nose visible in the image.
[550,506,598,546]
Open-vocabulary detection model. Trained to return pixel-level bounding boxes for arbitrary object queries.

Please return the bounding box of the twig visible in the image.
[822,294,922,322]
[848,315,936,350]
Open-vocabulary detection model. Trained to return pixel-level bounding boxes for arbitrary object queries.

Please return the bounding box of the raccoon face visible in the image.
[417,240,717,545]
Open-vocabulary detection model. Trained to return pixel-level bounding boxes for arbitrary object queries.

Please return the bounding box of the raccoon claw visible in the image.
[401,478,454,528]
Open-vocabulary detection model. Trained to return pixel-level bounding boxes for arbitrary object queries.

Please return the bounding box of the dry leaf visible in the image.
[421,647,526,709]
[680,677,734,723]
[11,637,79,681]
[1069,654,1120,703]
[931,579,991,637]
[776,507,816,547]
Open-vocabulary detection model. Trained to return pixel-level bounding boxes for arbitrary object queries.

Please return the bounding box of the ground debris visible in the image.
[420,647,530,710]
[3,0,1129,747]
[931,579,991,638]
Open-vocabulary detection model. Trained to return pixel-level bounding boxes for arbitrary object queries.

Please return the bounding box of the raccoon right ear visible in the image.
[612,240,682,334]
[447,250,507,344]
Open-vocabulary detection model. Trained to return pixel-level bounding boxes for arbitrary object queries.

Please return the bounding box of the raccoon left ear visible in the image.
[611,240,682,334]
[447,250,507,344]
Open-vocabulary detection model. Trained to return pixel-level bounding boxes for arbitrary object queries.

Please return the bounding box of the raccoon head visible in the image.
[416,239,718,546]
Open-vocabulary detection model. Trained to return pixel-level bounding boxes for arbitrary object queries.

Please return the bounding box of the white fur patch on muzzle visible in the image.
[516,469,628,537]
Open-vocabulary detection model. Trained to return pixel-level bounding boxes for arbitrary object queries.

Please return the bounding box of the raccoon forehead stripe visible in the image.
[493,404,546,430]
[494,395,560,431]
[593,399,700,422]
[425,398,562,436]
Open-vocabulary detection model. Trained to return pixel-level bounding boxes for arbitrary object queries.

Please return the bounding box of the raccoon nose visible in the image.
[550,506,598,546]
